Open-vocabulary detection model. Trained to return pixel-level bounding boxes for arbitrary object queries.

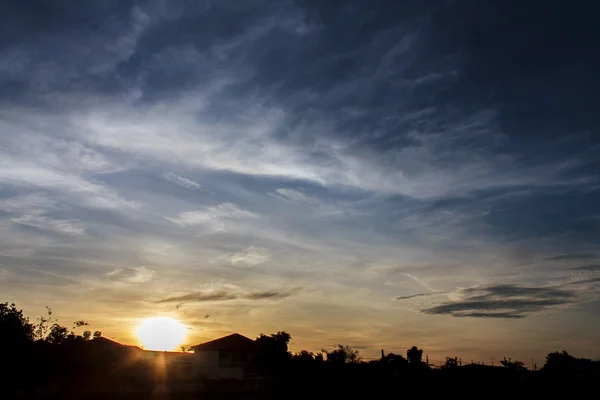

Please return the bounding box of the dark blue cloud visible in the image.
[422,284,578,318]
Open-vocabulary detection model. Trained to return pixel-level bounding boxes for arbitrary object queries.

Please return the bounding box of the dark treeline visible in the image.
[2,302,599,399]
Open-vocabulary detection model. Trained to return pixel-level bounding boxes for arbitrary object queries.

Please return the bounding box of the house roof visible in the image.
[191,333,256,352]
[87,337,144,353]
[90,337,123,347]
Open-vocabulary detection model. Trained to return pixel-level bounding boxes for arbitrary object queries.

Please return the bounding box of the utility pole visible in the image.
[490,357,495,366]
[426,355,429,366]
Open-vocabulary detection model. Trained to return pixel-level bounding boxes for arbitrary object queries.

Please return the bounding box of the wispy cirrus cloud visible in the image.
[162,172,201,190]
[547,253,598,261]
[166,203,258,232]
[53,95,593,199]
[123,266,155,284]
[10,213,85,236]
[0,269,14,280]
[225,246,271,266]
[0,193,57,214]
[0,159,139,212]
[274,188,313,203]
[106,266,155,284]
[573,265,600,271]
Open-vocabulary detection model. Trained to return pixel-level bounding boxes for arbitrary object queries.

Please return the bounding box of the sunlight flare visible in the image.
[136,317,187,351]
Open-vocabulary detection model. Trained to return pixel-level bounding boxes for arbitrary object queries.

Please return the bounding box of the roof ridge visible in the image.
[191,333,256,351]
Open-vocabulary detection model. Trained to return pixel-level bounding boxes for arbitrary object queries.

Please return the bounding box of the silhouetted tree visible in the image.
[293,350,316,363]
[443,357,459,369]
[407,346,423,365]
[93,330,102,339]
[543,351,576,373]
[47,323,69,345]
[255,331,292,372]
[323,344,360,365]
[545,351,574,367]
[292,349,323,375]
[381,352,408,367]
[0,303,36,396]
[256,331,291,353]
[0,302,34,346]
[82,330,92,341]
[500,358,526,371]
[35,306,58,340]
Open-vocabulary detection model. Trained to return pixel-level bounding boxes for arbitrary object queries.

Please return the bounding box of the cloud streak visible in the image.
[226,246,271,266]
[421,284,578,319]
[10,214,85,236]
[106,267,155,284]
[156,288,295,303]
[162,172,201,190]
[547,254,598,261]
[396,292,446,300]
[166,203,258,231]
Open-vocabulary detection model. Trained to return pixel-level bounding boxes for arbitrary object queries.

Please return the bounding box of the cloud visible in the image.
[10,214,85,236]
[156,288,295,303]
[395,292,446,300]
[168,203,257,226]
[547,254,598,261]
[106,268,123,277]
[399,273,439,293]
[457,312,524,319]
[166,203,258,232]
[0,124,137,213]
[243,290,290,300]
[0,269,13,280]
[0,193,57,214]
[573,265,600,271]
[158,290,237,303]
[569,276,600,285]
[65,96,592,199]
[274,188,313,203]
[226,246,271,266]
[421,284,578,318]
[0,159,139,211]
[119,267,155,284]
[162,172,201,190]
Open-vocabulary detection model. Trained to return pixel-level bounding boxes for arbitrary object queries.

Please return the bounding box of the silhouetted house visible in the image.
[89,336,135,351]
[140,350,196,380]
[190,333,256,380]
[84,336,144,361]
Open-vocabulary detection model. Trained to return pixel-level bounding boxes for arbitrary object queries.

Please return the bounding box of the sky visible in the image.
[1,0,599,364]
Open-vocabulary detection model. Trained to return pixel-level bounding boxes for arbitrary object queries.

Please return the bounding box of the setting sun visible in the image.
[136,317,188,351]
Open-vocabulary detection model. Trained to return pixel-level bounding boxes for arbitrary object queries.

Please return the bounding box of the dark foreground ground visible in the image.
[7,363,600,399]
